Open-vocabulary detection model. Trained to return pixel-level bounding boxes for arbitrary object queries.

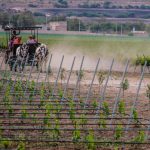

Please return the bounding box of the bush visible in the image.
[54,0,68,8]
[33,12,45,16]
[128,33,134,36]
[28,4,37,8]
[78,3,101,8]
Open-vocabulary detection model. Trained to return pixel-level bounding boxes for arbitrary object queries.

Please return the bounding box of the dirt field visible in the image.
[0,49,150,150]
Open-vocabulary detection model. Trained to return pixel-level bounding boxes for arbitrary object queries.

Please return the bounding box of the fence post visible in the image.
[84,58,100,108]
[96,58,114,116]
[44,54,53,83]
[62,56,76,100]
[111,60,129,123]
[126,61,147,130]
[73,56,84,101]
[52,55,64,97]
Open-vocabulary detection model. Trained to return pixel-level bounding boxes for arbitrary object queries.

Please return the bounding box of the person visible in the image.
[11,36,22,56]
[27,35,37,44]
[32,35,38,43]
[9,30,20,50]
[13,36,22,45]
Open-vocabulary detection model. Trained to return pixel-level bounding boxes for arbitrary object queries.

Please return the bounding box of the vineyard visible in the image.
[0,52,150,150]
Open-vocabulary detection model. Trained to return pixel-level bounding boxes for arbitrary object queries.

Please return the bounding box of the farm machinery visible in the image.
[4,26,42,71]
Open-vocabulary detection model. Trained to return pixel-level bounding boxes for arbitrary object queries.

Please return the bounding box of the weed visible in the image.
[98,113,106,128]
[118,100,125,115]
[85,130,96,150]
[133,131,145,143]
[121,79,129,97]
[17,141,26,150]
[114,124,123,140]
[102,102,110,117]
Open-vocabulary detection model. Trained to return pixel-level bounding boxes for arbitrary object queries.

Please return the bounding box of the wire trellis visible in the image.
[0,54,150,150]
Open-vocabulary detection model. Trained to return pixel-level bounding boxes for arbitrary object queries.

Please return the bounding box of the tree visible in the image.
[54,0,68,8]
[67,19,86,31]
[97,71,105,92]
[0,13,9,28]
[19,11,35,26]
[103,1,112,9]
[11,11,35,26]
[121,79,129,97]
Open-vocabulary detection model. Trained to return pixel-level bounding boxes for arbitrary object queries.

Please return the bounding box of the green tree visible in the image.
[121,79,129,97]
[0,13,9,28]
[67,19,86,31]
[97,71,105,92]
[9,11,35,27]
[103,1,112,8]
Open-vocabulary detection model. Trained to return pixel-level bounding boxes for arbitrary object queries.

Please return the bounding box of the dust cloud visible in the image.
[46,44,129,72]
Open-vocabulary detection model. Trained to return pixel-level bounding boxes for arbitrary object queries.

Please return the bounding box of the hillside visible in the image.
[0,0,150,9]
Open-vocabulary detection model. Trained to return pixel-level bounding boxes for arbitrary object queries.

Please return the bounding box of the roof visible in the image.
[4,26,42,31]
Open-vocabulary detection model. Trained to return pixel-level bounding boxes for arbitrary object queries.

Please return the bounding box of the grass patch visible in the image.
[0,32,149,60]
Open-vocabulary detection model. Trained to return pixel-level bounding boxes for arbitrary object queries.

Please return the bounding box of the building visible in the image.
[10,7,26,12]
[49,21,67,31]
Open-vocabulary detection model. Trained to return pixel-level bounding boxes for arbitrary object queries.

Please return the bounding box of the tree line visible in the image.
[67,19,150,34]
[0,11,35,28]
[0,9,150,36]
[78,2,150,9]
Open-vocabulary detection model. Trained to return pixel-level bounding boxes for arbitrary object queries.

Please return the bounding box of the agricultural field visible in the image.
[0,32,150,149]
[0,32,150,65]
